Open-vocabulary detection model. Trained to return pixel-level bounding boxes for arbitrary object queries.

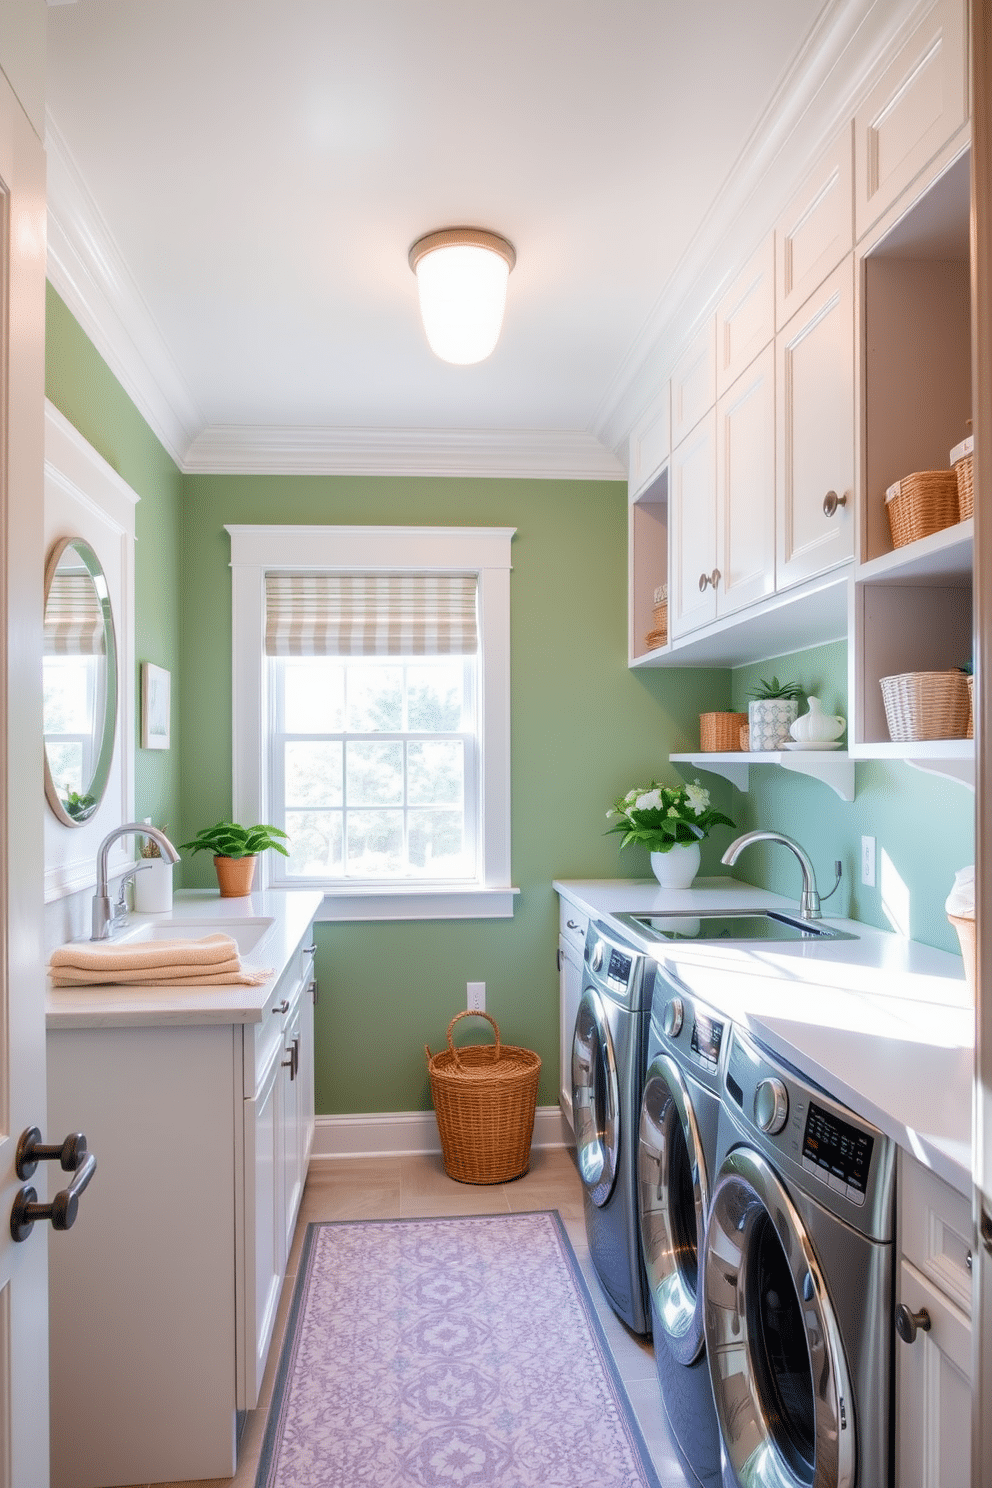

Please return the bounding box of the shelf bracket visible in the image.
[905,757,975,791]
[670,755,750,791]
[670,752,855,801]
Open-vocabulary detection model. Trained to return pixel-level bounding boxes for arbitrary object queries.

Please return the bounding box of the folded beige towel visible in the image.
[48,933,274,988]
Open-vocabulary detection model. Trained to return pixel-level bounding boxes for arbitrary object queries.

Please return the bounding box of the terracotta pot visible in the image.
[214,854,257,897]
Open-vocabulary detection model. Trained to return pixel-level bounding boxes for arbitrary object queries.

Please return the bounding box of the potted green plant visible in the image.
[606,780,735,889]
[747,675,804,751]
[179,820,290,897]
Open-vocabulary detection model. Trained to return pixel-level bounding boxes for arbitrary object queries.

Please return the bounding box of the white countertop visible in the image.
[554,876,974,1195]
[46,889,323,1030]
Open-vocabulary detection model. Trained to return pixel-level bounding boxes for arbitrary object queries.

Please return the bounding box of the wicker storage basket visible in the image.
[948,914,976,998]
[644,599,668,651]
[426,1011,541,1184]
[967,674,974,740]
[879,671,970,742]
[951,437,974,521]
[700,711,748,752]
[885,471,959,549]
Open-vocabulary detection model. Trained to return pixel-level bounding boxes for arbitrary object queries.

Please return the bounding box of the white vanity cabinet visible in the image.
[557,897,588,1131]
[46,895,319,1488]
[895,1153,973,1488]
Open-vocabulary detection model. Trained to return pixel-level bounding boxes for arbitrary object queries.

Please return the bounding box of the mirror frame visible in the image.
[43,535,119,829]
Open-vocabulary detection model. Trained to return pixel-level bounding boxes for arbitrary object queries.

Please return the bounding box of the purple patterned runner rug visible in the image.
[256,1210,661,1488]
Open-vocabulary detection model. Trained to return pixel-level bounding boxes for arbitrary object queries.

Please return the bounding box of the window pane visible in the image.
[46,741,83,796]
[407,663,464,731]
[284,661,344,733]
[285,741,343,808]
[408,741,463,805]
[347,810,403,874]
[347,666,402,732]
[44,657,93,734]
[285,811,343,875]
[346,741,403,805]
[409,809,464,870]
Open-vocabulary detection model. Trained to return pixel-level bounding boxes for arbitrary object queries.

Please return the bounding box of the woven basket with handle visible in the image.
[426,1011,541,1184]
[885,470,958,548]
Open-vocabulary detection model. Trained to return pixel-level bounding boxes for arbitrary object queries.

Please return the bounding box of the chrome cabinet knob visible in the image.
[698,569,722,592]
[822,490,847,518]
[663,997,684,1039]
[754,1077,789,1134]
[895,1303,932,1345]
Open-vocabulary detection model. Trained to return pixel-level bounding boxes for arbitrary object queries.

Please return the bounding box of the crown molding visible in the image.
[594,0,938,458]
[45,111,204,468]
[184,423,625,479]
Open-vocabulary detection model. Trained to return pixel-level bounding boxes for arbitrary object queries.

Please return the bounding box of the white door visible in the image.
[716,343,776,618]
[669,410,718,638]
[0,56,51,1488]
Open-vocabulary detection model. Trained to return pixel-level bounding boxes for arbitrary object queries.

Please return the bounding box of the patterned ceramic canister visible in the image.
[748,697,799,751]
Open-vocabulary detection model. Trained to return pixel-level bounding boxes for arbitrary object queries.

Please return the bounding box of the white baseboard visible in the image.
[310,1105,574,1162]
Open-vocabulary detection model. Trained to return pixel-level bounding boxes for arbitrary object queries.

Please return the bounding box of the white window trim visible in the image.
[226,524,518,920]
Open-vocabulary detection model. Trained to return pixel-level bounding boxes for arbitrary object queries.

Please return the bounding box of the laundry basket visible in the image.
[426,1011,541,1184]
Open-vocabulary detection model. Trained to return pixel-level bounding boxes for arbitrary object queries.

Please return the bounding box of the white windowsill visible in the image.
[309,885,520,922]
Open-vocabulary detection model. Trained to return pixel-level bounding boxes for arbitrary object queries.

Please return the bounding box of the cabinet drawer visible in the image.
[245,935,315,1094]
[900,1153,972,1315]
[716,235,774,397]
[629,383,670,500]
[558,899,588,954]
[670,318,716,447]
[854,0,968,240]
[776,124,853,329]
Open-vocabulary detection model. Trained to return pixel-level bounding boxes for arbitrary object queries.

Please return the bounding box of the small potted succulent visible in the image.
[748,676,804,752]
[180,820,290,897]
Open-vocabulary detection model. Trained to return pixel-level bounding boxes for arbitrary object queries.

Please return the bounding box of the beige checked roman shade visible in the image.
[44,572,107,656]
[264,573,478,657]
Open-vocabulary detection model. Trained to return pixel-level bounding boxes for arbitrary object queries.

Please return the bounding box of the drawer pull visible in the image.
[273,998,290,1015]
[566,920,581,931]
[895,1303,932,1344]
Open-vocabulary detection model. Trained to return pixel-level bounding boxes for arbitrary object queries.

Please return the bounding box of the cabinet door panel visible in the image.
[559,935,583,1130]
[671,320,717,447]
[777,260,854,589]
[777,124,853,328]
[670,411,717,638]
[716,344,776,616]
[896,1259,972,1488]
[243,1048,283,1410]
[716,236,774,397]
[629,384,670,499]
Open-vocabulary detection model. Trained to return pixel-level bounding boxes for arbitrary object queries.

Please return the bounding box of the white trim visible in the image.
[227,524,515,912]
[309,1106,572,1161]
[185,424,624,480]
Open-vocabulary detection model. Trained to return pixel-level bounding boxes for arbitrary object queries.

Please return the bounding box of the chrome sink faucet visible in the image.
[721,829,822,921]
[91,822,181,940]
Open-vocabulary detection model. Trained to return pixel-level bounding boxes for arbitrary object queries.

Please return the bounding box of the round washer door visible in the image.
[571,988,619,1207]
[703,1146,855,1488]
[637,1055,709,1364]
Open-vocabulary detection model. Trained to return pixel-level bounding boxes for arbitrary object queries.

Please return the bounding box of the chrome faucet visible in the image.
[91,822,181,940]
[721,829,822,921]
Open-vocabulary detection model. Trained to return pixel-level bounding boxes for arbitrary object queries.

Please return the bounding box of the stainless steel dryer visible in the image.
[703,1026,896,1488]
[638,966,727,1487]
[572,919,655,1334]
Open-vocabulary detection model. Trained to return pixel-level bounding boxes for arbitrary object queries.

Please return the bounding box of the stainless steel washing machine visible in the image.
[572,919,655,1334]
[703,1026,896,1488]
[638,966,727,1487]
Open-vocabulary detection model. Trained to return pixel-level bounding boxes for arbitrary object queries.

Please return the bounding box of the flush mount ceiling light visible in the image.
[408,228,516,365]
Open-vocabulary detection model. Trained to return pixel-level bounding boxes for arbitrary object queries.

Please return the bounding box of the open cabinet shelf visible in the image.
[670,751,856,802]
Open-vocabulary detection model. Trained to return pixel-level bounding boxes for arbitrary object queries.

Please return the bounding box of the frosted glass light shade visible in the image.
[409,228,515,365]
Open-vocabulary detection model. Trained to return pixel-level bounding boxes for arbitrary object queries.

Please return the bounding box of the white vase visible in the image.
[789,696,846,743]
[650,842,701,889]
[748,697,799,751]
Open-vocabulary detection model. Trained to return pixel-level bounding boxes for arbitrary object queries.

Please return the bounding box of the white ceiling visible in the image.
[45,0,884,474]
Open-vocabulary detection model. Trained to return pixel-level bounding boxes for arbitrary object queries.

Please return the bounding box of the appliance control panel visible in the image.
[723,1025,892,1238]
[605,945,633,993]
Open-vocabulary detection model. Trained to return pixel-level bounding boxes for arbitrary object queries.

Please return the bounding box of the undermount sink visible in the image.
[113,917,277,958]
[614,910,858,944]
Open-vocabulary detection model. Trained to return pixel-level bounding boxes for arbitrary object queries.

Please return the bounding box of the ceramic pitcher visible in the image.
[789,696,846,744]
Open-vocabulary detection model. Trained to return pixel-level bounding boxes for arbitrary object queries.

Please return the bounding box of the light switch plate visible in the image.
[861,835,876,888]
[467,981,486,1012]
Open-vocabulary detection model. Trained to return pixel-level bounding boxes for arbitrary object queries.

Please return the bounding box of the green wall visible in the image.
[725,640,974,955]
[180,473,733,1112]
[45,286,183,839]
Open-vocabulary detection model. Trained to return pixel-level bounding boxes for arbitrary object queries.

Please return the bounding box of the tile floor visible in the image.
[121,1144,694,1488]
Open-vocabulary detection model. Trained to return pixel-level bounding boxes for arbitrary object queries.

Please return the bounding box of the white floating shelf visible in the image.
[849,737,975,790]
[670,751,856,802]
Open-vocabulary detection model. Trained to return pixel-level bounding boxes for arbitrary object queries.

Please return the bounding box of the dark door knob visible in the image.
[895,1303,932,1344]
[10,1126,97,1242]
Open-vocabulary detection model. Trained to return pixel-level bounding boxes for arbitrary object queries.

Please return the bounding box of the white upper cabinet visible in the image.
[776,257,855,590]
[670,410,717,638]
[628,381,670,501]
[670,318,717,447]
[776,124,854,330]
[854,0,969,241]
[716,344,776,615]
[716,235,775,397]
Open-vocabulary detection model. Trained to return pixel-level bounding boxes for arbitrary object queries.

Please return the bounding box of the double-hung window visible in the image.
[227,525,515,920]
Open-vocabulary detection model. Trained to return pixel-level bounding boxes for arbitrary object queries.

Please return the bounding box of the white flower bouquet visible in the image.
[605,780,735,854]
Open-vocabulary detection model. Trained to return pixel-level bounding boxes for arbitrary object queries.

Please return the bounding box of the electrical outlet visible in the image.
[467,981,486,1012]
[861,835,876,888]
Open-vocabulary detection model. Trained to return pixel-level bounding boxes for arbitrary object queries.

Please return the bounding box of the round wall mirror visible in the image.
[43,536,118,827]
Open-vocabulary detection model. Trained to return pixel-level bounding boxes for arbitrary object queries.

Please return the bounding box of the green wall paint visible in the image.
[180,473,733,1111]
[45,287,183,837]
[726,640,973,955]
